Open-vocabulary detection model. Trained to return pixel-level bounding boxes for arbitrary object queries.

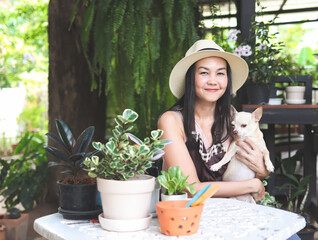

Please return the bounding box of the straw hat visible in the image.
[169,39,249,99]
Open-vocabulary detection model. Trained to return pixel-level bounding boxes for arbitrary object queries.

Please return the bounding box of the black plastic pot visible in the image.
[297,224,317,240]
[58,181,101,219]
[246,83,270,105]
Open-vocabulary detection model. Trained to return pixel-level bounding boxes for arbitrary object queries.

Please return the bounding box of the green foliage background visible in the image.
[78,0,217,138]
[0,0,49,135]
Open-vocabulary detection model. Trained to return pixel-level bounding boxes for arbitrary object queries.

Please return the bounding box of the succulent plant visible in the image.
[44,119,95,183]
[158,166,196,195]
[83,109,171,181]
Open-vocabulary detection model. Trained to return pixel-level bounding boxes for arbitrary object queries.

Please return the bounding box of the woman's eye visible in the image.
[200,72,208,75]
[217,72,225,75]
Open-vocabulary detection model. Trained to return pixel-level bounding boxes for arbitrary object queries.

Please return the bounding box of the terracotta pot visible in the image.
[156,200,203,236]
[97,175,155,220]
[0,213,29,240]
[161,192,187,201]
[0,224,5,240]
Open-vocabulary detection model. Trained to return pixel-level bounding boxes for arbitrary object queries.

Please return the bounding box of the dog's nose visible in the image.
[233,130,238,135]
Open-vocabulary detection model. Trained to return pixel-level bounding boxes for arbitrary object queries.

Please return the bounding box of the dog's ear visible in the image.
[231,106,238,116]
[252,107,263,122]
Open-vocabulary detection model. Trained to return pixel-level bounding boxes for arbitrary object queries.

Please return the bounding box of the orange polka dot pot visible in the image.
[155,200,203,236]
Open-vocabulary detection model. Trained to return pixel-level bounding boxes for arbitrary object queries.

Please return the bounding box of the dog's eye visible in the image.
[241,124,247,128]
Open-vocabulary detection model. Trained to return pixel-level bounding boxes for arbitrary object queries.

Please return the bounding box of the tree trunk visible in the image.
[48,0,106,202]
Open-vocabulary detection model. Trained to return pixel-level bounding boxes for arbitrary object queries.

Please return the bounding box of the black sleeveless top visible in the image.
[172,109,228,182]
[186,132,227,182]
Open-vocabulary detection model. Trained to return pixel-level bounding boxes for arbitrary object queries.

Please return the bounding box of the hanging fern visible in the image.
[76,0,218,138]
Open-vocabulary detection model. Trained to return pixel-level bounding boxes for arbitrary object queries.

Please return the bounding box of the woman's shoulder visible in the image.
[158,110,186,141]
[158,110,183,126]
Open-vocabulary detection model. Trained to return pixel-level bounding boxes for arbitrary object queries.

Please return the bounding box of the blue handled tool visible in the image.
[185,184,211,207]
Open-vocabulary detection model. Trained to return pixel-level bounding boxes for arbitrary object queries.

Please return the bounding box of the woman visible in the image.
[158,39,270,202]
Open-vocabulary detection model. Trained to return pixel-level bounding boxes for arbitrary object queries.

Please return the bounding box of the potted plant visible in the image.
[158,166,196,201]
[224,5,286,104]
[0,131,48,240]
[284,76,306,104]
[280,174,317,239]
[83,109,171,232]
[44,119,100,220]
[257,179,282,209]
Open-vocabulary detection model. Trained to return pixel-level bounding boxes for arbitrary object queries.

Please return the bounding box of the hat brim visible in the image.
[169,50,249,99]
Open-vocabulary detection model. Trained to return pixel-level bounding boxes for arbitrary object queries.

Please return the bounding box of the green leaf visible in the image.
[55,119,74,151]
[92,141,103,151]
[73,126,95,154]
[112,128,121,138]
[110,162,117,168]
[45,133,70,154]
[139,145,150,154]
[105,140,116,153]
[88,172,97,178]
[44,146,69,163]
[122,109,138,122]
[144,161,152,169]
[168,166,178,178]
[127,133,143,145]
[157,174,169,189]
[48,162,68,168]
[151,130,159,139]
[81,1,95,50]
[159,139,172,145]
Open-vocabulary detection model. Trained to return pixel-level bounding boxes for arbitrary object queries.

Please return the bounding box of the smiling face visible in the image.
[194,56,228,103]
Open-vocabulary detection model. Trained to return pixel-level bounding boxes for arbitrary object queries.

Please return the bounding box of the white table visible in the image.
[34,198,305,240]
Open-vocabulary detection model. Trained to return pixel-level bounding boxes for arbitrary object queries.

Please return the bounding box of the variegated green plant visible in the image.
[83,109,171,181]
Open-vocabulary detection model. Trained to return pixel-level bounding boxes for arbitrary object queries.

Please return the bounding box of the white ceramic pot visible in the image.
[285,86,306,102]
[149,180,160,214]
[161,192,188,201]
[97,175,155,220]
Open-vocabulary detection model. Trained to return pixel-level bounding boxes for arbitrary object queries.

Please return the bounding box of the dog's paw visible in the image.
[267,165,274,172]
[210,164,221,171]
[265,162,275,172]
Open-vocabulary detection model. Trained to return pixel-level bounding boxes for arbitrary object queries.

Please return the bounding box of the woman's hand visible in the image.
[250,178,265,202]
[235,138,270,179]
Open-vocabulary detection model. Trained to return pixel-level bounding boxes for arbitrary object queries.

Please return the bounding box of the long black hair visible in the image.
[169,59,233,146]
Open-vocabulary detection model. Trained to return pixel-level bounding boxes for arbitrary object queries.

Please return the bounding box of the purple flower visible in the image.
[227,29,241,42]
[234,45,252,57]
[258,43,267,50]
[22,52,35,64]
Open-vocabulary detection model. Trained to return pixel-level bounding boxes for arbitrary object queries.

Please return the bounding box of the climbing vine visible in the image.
[76,0,217,137]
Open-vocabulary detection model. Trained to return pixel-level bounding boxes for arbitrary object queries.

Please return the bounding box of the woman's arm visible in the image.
[235,138,270,179]
[158,111,265,202]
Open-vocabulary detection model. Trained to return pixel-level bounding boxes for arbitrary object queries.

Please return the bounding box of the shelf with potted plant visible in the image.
[44,120,100,220]
[157,166,196,201]
[83,109,172,232]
